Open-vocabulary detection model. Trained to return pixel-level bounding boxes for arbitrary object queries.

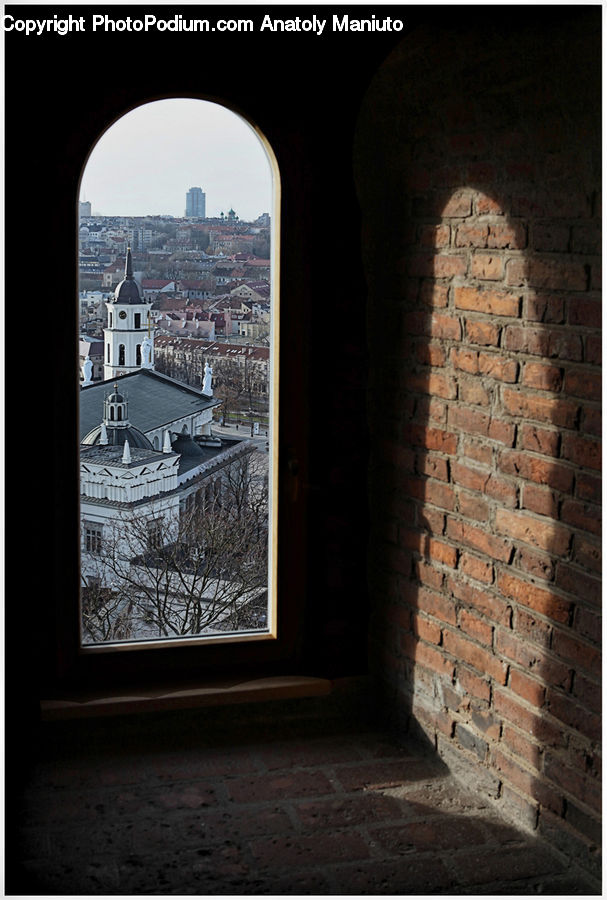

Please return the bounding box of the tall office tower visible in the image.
[185,187,206,218]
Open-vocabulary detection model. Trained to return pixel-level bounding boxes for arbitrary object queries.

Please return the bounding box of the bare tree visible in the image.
[81,451,269,645]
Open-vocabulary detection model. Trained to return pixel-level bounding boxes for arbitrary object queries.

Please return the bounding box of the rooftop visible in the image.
[79,369,219,440]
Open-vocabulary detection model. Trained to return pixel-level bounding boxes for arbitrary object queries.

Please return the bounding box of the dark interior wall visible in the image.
[354,8,601,875]
[5,5,416,704]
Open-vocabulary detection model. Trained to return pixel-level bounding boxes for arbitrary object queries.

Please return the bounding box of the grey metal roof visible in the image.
[79,369,219,441]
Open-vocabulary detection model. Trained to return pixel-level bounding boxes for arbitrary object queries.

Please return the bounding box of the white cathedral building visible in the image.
[79,249,255,594]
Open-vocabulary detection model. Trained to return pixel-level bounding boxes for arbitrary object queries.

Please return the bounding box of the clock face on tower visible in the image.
[119,310,127,319]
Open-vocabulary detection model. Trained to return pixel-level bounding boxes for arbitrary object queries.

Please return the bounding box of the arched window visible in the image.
[78,97,279,652]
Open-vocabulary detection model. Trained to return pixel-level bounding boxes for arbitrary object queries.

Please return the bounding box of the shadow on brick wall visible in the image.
[354,10,601,879]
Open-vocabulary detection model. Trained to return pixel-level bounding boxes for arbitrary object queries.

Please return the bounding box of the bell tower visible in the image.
[103,248,154,380]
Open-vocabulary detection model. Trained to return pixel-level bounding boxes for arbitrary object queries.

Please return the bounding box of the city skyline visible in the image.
[80,98,273,220]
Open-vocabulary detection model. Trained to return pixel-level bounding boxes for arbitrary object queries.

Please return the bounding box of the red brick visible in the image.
[502,388,578,429]
[419,224,451,248]
[446,517,512,562]
[573,535,601,573]
[575,472,601,503]
[560,499,601,535]
[416,452,449,481]
[581,407,601,437]
[551,628,601,678]
[405,425,458,454]
[524,258,588,291]
[458,489,489,521]
[502,725,542,768]
[520,424,560,457]
[544,754,602,813]
[451,347,479,373]
[584,335,602,365]
[462,437,493,466]
[511,606,552,648]
[413,615,442,645]
[465,319,501,346]
[563,368,601,401]
[454,286,521,317]
[434,254,468,278]
[569,297,601,328]
[459,379,491,407]
[442,191,473,217]
[448,406,515,445]
[456,666,492,702]
[521,484,559,518]
[524,294,565,324]
[509,669,546,708]
[475,193,504,215]
[497,571,571,624]
[455,223,488,248]
[415,559,444,591]
[448,575,511,626]
[459,608,493,647]
[493,688,566,748]
[571,671,602,716]
[522,362,563,392]
[450,461,488,493]
[515,546,555,582]
[477,352,518,382]
[561,434,601,471]
[442,628,508,683]
[573,605,601,643]
[545,690,601,743]
[494,508,570,556]
[426,312,462,341]
[498,449,574,493]
[416,343,447,367]
[487,222,527,250]
[470,253,504,280]
[460,551,494,584]
[407,371,457,399]
[424,478,457,511]
[416,585,457,625]
[503,325,583,362]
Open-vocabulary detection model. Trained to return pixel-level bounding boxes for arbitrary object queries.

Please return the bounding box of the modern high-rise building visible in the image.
[185,186,206,218]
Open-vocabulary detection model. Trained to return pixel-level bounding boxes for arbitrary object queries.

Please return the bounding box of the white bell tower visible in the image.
[103,248,154,380]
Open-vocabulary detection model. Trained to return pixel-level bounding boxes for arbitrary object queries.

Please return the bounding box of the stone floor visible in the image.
[7,698,600,895]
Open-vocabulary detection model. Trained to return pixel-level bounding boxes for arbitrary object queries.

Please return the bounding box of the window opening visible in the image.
[78,97,278,650]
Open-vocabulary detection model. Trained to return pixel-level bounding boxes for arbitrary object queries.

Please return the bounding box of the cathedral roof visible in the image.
[79,369,220,441]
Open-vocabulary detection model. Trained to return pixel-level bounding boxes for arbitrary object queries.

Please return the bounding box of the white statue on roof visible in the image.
[82,355,93,385]
[203,360,213,396]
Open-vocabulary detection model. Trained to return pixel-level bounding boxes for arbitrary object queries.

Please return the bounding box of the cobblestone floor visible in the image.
[7,702,600,895]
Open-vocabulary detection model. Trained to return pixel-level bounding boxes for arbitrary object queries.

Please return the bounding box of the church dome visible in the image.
[81,423,154,450]
[113,277,142,304]
[110,246,143,305]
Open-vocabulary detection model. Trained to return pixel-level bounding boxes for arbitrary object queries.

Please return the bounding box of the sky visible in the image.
[79,98,274,220]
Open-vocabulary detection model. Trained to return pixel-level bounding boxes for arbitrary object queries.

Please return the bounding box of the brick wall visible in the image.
[354,13,601,876]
